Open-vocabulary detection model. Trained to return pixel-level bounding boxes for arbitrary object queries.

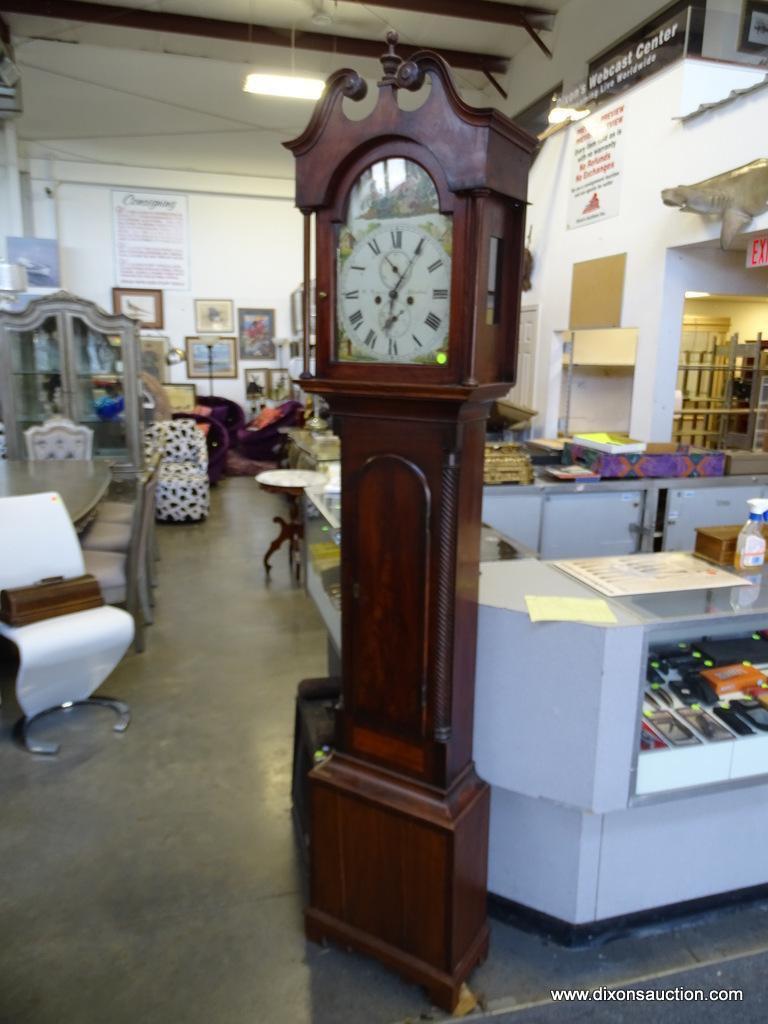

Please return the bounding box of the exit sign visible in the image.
[747,236,768,268]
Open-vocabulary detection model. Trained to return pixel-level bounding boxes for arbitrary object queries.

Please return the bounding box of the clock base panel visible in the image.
[306,753,490,1011]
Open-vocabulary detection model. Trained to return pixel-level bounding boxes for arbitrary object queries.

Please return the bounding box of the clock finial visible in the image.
[379,31,401,85]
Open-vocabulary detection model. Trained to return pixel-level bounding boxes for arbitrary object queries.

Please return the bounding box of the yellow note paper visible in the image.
[524,595,617,625]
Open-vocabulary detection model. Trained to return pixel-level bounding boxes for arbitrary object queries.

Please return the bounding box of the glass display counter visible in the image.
[302,483,768,927]
[475,557,768,927]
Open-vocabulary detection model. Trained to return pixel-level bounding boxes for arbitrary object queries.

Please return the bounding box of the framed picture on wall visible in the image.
[162,383,197,412]
[194,298,234,333]
[140,336,168,383]
[739,0,768,51]
[244,367,269,398]
[238,307,276,359]
[267,367,292,402]
[185,336,238,378]
[112,287,164,329]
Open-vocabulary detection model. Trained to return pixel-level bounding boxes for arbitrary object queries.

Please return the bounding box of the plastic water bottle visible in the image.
[734,498,768,570]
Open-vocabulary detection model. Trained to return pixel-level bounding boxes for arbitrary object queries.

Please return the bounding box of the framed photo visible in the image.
[162,383,197,412]
[112,287,164,329]
[7,236,60,288]
[140,336,167,383]
[739,0,768,51]
[238,307,276,359]
[185,336,238,378]
[267,367,292,402]
[195,298,234,333]
[244,367,269,399]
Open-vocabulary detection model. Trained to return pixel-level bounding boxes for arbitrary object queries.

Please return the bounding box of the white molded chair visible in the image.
[24,417,94,460]
[0,492,134,754]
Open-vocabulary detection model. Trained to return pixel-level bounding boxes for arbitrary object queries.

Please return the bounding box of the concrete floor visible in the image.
[1,477,768,1023]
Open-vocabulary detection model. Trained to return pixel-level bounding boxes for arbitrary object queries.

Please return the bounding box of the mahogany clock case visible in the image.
[285,37,536,1012]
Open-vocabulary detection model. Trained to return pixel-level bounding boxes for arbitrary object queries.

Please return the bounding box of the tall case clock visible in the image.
[285,34,535,1010]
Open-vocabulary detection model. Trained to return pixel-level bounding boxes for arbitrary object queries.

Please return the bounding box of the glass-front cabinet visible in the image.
[0,292,144,475]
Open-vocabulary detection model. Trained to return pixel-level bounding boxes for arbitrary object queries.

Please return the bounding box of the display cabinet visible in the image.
[474,558,768,927]
[0,291,144,476]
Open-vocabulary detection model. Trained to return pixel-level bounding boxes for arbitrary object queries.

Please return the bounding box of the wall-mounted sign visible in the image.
[746,236,768,268]
[560,10,688,113]
[112,190,189,290]
[567,103,626,230]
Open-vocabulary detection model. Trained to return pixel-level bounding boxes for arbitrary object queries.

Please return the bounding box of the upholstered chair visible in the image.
[144,419,210,522]
[24,417,94,460]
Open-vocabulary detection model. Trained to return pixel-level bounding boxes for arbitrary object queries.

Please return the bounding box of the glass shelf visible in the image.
[11,370,63,376]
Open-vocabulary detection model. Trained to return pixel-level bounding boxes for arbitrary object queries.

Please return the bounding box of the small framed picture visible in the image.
[140,336,168,383]
[195,299,234,333]
[162,383,197,412]
[267,368,292,402]
[244,367,269,398]
[238,307,276,359]
[185,336,238,378]
[112,288,164,329]
[740,0,768,51]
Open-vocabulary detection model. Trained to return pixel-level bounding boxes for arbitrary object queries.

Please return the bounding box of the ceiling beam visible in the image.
[343,0,556,32]
[7,1,510,75]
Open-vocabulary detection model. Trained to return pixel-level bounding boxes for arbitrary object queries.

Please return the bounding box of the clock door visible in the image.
[335,158,452,366]
[343,446,432,777]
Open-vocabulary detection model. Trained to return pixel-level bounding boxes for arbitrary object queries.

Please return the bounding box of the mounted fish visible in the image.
[661,158,768,249]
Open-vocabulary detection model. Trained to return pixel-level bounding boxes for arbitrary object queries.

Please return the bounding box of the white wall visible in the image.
[504,0,669,117]
[18,160,302,409]
[684,297,768,338]
[525,58,768,441]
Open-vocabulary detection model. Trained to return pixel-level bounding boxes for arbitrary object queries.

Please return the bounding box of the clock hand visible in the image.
[392,237,424,295]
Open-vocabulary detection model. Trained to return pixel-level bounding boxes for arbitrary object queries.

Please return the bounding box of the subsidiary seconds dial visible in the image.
[338,224,451,363]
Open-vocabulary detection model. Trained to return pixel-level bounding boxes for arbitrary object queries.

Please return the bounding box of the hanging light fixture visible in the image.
[243,73,324,99]
[243,21,324,100]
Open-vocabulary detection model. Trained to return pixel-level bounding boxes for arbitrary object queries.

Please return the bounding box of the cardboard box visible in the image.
[694,525,740,565]
[724,450,768,475]
[563,442,726,479]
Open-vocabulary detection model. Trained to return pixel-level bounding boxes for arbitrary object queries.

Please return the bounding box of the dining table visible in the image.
[0,460,112,529]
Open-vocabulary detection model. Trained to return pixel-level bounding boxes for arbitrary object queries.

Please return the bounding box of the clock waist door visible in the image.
[338,408,486,788]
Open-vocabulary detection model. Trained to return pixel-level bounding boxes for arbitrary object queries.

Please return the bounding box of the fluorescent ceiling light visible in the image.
[685,291,711,298]
[243,73,324,100]
[548,105,590,125]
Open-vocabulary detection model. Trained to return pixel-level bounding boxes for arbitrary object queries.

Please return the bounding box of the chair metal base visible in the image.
[15,696,131,755]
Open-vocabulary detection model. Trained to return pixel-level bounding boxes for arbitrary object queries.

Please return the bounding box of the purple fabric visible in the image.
[236,400,304,462]
[564,443,726,479]
[195,396,246,446]
[173,413,229,484]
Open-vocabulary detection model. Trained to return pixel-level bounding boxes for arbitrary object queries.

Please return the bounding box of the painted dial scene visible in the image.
[336,158,452,365]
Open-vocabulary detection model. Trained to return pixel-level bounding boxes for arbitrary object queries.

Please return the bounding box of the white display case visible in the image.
[474,558,768,926]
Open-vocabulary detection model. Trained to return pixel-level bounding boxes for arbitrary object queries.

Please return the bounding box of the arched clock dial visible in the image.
[335,157,452,365]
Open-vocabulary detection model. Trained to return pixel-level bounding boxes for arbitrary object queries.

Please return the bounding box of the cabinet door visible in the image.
[663,484,768,551]
[68,314,128,459]
[481,490,543,551]
[540,490,644,559]
[5,314,65,456]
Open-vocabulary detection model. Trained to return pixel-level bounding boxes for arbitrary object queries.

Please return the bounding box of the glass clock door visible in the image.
[70,315,127,458]
[335,158,452,365]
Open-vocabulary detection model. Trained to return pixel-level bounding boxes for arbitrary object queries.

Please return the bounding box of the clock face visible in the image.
[336,158,452,365]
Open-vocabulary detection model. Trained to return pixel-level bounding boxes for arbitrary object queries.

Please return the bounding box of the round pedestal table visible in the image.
[256,469,327,580]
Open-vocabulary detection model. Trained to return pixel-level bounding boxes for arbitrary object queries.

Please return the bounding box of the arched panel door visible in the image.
[345,454,431,739]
